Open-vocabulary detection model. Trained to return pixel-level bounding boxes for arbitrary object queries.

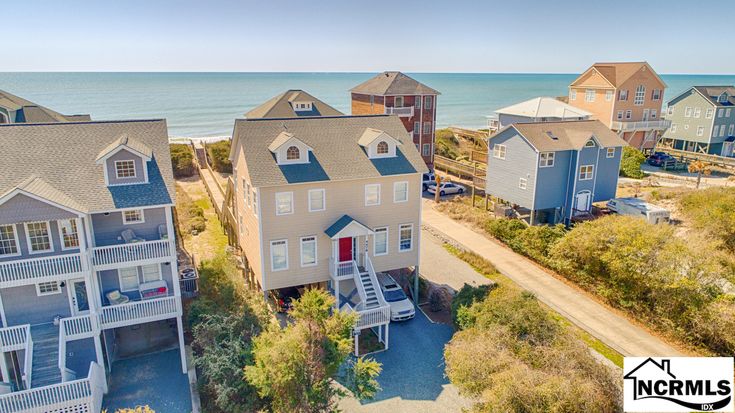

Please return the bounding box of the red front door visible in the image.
[339,237,353,262]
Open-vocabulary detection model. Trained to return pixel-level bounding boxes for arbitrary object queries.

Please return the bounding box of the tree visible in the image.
[105,407,155,413]
[245,290,381,413]
[688,160,711,189]
[619,146,646,179]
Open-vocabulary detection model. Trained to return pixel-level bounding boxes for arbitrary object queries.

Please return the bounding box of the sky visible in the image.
[2,0,733,74]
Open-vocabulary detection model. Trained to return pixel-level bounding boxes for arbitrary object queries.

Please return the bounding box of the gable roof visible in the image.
[350,71,440,96]
[96,134,153,162]
[267,131,313,153]
[0,120,175,213]
[232,115,428,187]
[0,176,87,213]
[692,86,735,106]
[324,215,373,238]
[570,62,666,88]
[0,89,91,123]
[357,128,401,147]
[495,97,592,119]
[492,120,627,152]
[245,90,343,119]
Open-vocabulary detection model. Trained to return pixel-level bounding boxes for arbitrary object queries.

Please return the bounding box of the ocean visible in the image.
[1,72,734,139]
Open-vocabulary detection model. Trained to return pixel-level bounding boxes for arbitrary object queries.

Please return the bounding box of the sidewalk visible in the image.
[422,201,684,357]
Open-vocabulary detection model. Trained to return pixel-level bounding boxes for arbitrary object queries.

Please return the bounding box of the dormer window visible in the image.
[115,160,137,179]
[585,139,596,148]
[359,128,401,159]
[293,101,313,112]
[377,141,389,155]
[286,146,300,160]
[719,93,729,103]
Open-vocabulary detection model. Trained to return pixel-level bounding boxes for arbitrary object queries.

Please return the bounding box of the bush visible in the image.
[435,128,460,159]
[679,187,735,252]
[206,140,232,173]
[451,283,495,328]
[170,144,195,178]
[511,224,566,263]
[175,184,206,234]
[485,218,526,245]
[619,146,646,178]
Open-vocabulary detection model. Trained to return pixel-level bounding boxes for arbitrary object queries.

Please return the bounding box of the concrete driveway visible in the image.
[339,310,471,413]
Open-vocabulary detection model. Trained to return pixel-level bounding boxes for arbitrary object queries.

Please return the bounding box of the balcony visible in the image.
[0,253,85,288]
[98,295,180,330]
[91,239,173,270]
[611,119,671,132]
[384,106,414,117]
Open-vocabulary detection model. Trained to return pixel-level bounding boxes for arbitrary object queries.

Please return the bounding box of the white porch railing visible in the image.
[92,239,172,269]
[0,254,84,288]
[384,106,414,117]
[355,305,391,330]
[0,361,105,413]
[611,119,671,132]
[22,336,32,391]
[98,296,179,330]
[329,257,356,280]
[61,315,95,341]
[0,325,29,352]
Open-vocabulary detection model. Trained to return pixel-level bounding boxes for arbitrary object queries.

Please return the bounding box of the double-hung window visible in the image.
[394,181,408,203]
[414,96,421,109]
[697,126,705,137]
[651,109,657,119]
[422,143,431,157]
[727,109,732,117]
[413,121,420,135]
[605,90,613,101]
[634,85,645,105]
[252,190,258,216]
[36,281,61,296]
[0,225,19,256]
[58,219,79,250]
[518,178,527,190]
[365,184,380,206]
[423,122,431,134]
[123,209,144,224]
[729,125,734,136]
[115,160,136,179]
[300,236,317,267]
[398,224,413,252]
[270,240,288,271]
[625,110,632,119]
[142,264,161,283]
[579,165,594,181]
[694,107,701,118]
[619,90,628,101]
[308,189,325,212]
[395,96,404,107]
[424,96,433,110]
[25,222,52,253]
[717,109,724,118]
[585,89,595,102]
[684,107,692,117]
[616,110,623,120]
[275,192,293,215]
[374,227,388,256]
[539,152,555,167]
[606,147,616,158]
[118,267,139,292]
[493,144,506,160]
[652,89,661,100]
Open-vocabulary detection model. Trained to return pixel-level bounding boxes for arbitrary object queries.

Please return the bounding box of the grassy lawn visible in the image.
[175,176,229,261]
[442,243,624,368]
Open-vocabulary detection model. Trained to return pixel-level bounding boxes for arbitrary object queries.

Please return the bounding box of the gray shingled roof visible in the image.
[0,120,175,213]
[494,120,627,152]
[0,89,91,123]
[692,86,735,106]
[232,115,428,187]
[350,72,440,96]
[245,90,344,119]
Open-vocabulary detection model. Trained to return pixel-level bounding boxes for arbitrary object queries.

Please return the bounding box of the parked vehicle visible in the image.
[422,172,436,191]
[269,287,301,313]
[378,274,415,321]
[427,182,465,196]
[606,197,670,224]
[647,152,675,167]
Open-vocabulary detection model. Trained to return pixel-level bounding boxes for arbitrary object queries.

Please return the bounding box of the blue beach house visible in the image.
[485,120,627,225]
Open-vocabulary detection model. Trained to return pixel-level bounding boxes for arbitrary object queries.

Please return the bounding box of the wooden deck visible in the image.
[659,147,735,169]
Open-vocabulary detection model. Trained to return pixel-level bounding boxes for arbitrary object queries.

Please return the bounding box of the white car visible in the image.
[378,274,415,321]
[422,172,436,191]
[427,182,465,196]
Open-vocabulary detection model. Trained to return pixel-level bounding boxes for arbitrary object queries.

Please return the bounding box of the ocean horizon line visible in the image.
[2,70,734,76]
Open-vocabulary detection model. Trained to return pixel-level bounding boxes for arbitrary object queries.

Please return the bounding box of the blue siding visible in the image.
[534,150,572,210]
[106,149,147,186]
[485,129,537,209]
[594,147,622,202]
[98,263,174,304]
[1,284,72,325]
[91,207,167,246]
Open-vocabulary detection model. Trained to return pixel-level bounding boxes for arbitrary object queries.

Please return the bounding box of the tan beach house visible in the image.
[567,62,669,150]
[229,111,428,351]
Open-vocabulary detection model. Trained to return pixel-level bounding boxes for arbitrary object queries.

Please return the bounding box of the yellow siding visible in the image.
[232,145,263,288]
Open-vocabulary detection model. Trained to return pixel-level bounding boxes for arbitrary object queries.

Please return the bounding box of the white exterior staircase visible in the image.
[29,325,61,389]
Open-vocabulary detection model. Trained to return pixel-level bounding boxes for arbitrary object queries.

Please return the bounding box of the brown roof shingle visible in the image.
[350,72,440,96]
[493,120,628,152]
[245,90,343,119]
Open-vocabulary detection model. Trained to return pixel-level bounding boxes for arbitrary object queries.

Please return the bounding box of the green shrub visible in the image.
[512,224,566,263]
[170,144,195,178]
[679,187,735,252]
[619,146,646,178]
[485,218,526,245]
[451,283,495,328]
[175,184,206,234]
[206,140,233,173]
[435,128,460,159]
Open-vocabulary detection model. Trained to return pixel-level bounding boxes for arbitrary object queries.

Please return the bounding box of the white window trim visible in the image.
[585,89,595,102]
[0,224,21,258]
[570,90,577,101]
[685,107,692,117]
[117,267,140,292]
[616,110,623,120]
[606,147,616,158]
[697,126,705,137]
[605,90,613,101]
[270,239,289,272]
[252,189,258,217]
[422,143,431,157]
[518,178,528,190]
[57,219,80,251]
[141,263,162,283]
[579,165,594,181]
[24,221,54,255]
[365,184,381,206]
[493,144,506,160]
[308,189,326,212]
[275,192,294,216]
[35,281,61,296]
[122,209,145,225]
[114,160,137,179]
[393,181,409,203]
[539,152,555,168]
[398,223,413,253]
[299,236,318,268]
[373,227,389,256]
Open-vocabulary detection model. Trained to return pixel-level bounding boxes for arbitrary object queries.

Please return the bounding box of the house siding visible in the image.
[90,206,167,246]
[664,90,714,145]
[485,129,537,209]
[1,284,72,325]
[594,146,622,202]
[232,145,263,288]
[534,150,571,210]
[256,174,422,291]
[105,149,147,186]
[0,193,77,225]
[0,219,82,263]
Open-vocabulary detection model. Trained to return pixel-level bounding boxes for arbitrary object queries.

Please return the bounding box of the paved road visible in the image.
[420,229,494,292]
[338,310,471,413]
[422,200,684,357]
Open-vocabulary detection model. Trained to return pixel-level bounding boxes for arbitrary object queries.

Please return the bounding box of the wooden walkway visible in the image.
[659,147,735,169]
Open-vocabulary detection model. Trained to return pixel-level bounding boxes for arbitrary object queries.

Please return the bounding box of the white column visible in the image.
[93,334,108,393]
[385,323,389,350]
[176,317,187,374]
[354,332,359,356]
[165,207,188,374]
[334,278,340,310]
[0,291,7,327]
[0,353,10,384]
